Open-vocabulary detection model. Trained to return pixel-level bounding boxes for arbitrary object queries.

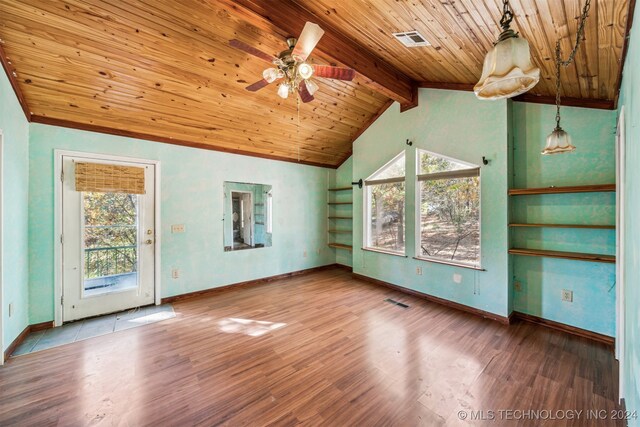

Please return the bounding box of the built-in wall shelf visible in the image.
[509,248,615,263]
[509,223,615,230]
[328,187,353,252]
[328,243,353,251]
[508,184,616,196]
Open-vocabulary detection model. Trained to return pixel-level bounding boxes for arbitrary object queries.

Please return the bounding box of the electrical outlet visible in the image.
[514,281,522,292]
[303,250,307,258]
[171,224,185,233]
[317,248,321,255]
[562,289,573,302]
[8,303,13,318]
[416,266,423,275]
[172,269,180,279]
[453,273,462,284]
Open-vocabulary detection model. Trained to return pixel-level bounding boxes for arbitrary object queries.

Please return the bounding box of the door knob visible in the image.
[145,239,153,245]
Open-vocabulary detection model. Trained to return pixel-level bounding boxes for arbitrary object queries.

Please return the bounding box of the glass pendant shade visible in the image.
[305,79,319,95]
[542,127,575,155]
[298,63,313,80]
[277,83,290,99]
[263,68,279,84]
[474,35,540,100]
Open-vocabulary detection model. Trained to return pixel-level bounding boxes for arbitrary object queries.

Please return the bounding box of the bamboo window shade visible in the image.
[75,162,146,194]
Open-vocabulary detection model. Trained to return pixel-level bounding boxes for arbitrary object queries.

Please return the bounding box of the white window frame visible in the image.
[414,149,482,270]
[363,152,406,256]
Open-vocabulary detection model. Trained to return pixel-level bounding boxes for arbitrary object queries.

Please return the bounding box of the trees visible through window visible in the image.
[365,152,406,254]
[417,150,480,267]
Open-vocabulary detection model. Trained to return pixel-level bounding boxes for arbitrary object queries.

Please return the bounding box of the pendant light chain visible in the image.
[554,0,592,129]
[500,0,514,31]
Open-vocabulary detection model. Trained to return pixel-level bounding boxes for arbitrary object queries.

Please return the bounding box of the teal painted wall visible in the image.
[618,1,640,422]
[511,102,617,337]
[0,69,30,351]
[333,156,353,267]
[352,89,510,317]
[28,124,334,323]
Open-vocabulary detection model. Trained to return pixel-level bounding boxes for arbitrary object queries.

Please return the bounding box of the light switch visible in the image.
[171,224,185,233]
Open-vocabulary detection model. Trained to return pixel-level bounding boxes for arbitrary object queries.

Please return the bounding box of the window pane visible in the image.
[369,182,405,253]
[419,177,480,265]
[420,151,470,174]
[369,152,405,180]
[83,192,139,296]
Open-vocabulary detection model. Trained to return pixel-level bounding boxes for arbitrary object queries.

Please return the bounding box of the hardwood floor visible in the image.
[0,268,621,426]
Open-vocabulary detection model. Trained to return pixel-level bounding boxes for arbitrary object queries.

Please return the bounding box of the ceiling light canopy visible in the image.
[474,0,539,100]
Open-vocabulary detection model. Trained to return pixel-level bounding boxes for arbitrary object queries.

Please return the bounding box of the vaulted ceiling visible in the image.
[0,0,634,167]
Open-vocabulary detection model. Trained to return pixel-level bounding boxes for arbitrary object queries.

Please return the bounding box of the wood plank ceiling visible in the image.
[0,0,634,167]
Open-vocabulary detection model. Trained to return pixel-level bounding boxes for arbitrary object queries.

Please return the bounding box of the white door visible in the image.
[62,155,155,322]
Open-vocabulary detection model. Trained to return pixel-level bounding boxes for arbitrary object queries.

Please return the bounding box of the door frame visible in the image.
[54,150,161,326]
[231,190,254,247]
[615,107,626,401]
[0,130,4,365]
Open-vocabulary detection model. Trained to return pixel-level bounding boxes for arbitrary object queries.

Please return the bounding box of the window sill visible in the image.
[413,256,485,271]
[362,247,408,258]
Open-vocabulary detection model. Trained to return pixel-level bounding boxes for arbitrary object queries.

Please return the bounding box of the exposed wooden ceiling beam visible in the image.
[417,81,616,110]
[224,0,418,109]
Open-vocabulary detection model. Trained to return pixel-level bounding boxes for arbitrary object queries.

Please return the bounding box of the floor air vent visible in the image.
[385,298,409,308]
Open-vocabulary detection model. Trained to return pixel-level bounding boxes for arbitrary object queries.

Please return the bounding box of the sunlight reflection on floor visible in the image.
[218,318,287,337]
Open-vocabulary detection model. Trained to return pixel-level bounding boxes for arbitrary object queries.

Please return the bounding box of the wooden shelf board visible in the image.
[328,243,353,250]
[509,248,615,263]
[328,187,352,192]
[328,202,353,205]
[508,184,616,196]
[328,229,352,234]
[328,216,353,219]
[509,223,615,230]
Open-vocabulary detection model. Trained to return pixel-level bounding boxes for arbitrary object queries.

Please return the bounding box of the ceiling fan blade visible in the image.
[313,65,356,81]
[298,80,314,103]
[292,22,325,61]
[246,79,270,92]
[229,39,275,63]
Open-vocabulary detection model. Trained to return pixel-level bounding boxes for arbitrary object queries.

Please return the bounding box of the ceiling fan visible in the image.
[229,22,356,103]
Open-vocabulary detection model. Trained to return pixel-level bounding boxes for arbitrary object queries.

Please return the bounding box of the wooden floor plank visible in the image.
[0,268,622,425]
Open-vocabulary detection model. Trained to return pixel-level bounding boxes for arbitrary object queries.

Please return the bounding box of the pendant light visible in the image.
[474,0,540,100]
[542,0,591,155]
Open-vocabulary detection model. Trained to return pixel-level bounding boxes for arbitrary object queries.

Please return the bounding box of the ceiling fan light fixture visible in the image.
[474,0,539,100]
[305,79,319,96]
[277,82,290,99]
[298,62,313,80]
[543,126,575,155]
[263,68,280,84]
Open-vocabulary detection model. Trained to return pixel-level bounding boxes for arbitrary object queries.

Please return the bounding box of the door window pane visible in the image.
[83,192,139,296]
